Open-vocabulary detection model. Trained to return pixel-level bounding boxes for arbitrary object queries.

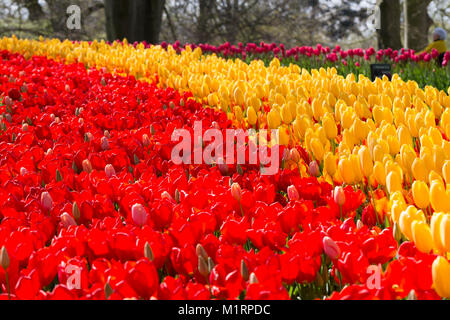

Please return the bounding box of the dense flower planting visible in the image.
[0,37,450,300]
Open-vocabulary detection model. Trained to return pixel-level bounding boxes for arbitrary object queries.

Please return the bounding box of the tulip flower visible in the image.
[430,212,446,253]
[322,236,341,260]
[358,146,373,177]
[287,185,299,201]
[41,191,53,211]
[231,183,242,202]
[131,203,148,227]
[432,256,450,298]
[82,159,93,174]
[440,214,450,252]
[60,212,77,228]
[411,220,433,253]
[105,164,116,178]
[411,181,430,209]
[141,134,150,148]
[247,107,257,126]
[101,136,109,150]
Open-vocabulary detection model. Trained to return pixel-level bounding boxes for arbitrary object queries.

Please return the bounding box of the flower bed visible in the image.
[0,37,450,300]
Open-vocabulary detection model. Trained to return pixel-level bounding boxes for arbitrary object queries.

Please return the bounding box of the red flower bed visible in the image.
[0,50,440,300]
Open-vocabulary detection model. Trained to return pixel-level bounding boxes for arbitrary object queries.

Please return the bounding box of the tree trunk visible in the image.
[378,0,402,49]
[22,0,44,21]
[407,0,433,51]
[105,0,165,44]
[197,0,214,43]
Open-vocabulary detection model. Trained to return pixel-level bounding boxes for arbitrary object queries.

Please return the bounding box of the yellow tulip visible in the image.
[247,107,257,126]
[373,161,386,186]
[310,138,325,162]
[411,181,430,209]
[432,256,450,299]
[386,170,402,194]
[339,158,355,185]
[323,113,337,139]
[234,106,244,122]
[430,181,450,213]
[324,152,337,177]
[267,109,281,129]
[411,158,428,183]
[358,146,373,177]
[431,212,446,253]
[440,214,450,253]
[280,104,293,124]
[411,220,434,253]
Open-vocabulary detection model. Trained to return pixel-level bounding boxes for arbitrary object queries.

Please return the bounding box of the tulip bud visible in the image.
[104,164,116,178]
[322,236,341,260]
[174,189,180,203]
[131,203,148,227]
[290,148,300,163]
[84,132,93,142]
[0,246,10,270]
[196,244,208,260]
[356,219,364,230]
[104,130,110,139]
[20,167,28,176]
[208,257,215,272]
[333,186,346,206]
[72,202,80,221]
[60,212,77,228]
[22,123,28,131]
[161,191,172,201]
[393,222,402,242]
[82,159,93,174]
[41,191,53,211]
[4,96,13,108]
[407,290,417,300]
[309,160,320,177]
[101,136,109,150]
[55,169,63,182]
[144,242,154,261]
[198,256,209,277]
[249,272,258,284]
[287,185,300,201]
[142,134,150,147]
[358,146,373,177]
[211,121,220,130]
[231,183,242,202]
[104,282,113,299]
[241,259,249,281]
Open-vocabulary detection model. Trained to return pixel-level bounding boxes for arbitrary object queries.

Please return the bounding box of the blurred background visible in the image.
[0,0,449,51]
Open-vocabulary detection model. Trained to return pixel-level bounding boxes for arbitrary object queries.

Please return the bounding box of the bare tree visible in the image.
[105,0,165,43]
[407,0,433,51]
[378,0,403,49]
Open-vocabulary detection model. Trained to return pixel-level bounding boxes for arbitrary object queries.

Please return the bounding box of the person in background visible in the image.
[419,27,447,55]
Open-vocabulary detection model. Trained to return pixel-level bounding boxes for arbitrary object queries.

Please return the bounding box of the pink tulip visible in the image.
[82,159,93,173]
[142,134,150,147]
[101,136,109,150]
[231,183,242,202]
[287,185,299,201]
[131,203,148,226]
[323,236,341,260]
[309,161,320,177]
[41,191,53,211]
[105,164,116,178]
[60,212,77,228]
[334,186,346,206]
